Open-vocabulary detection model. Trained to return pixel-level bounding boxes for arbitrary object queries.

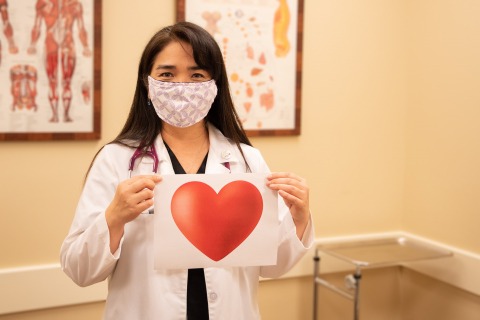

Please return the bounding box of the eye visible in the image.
[192,73,206,79]
[151,72,175,82]
[191,71,211,81]
[159,72,174,78]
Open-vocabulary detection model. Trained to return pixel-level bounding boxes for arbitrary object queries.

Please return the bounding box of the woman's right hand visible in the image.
[105,175,162,252]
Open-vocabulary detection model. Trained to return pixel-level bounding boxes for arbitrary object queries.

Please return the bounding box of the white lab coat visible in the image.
[60,123,314,320]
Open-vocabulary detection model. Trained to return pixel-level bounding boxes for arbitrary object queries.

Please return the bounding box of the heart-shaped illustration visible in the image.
[171,180,263,261]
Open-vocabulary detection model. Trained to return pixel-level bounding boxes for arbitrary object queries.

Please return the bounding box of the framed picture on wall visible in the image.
[0,0,101,141]
[177,0,303,136]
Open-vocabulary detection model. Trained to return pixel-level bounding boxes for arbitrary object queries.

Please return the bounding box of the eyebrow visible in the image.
[153,65,205,71]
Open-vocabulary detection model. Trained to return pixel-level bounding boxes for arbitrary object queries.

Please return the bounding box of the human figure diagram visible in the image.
[0,0,18,67]
[28,0,92,123]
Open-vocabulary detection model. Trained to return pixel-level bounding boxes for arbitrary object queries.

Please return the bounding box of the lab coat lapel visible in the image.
[206,123,238,174]
[154,135,175,175]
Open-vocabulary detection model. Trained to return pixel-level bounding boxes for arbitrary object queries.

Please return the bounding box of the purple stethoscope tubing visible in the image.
[128,144,160,177]
[128,143,231,177]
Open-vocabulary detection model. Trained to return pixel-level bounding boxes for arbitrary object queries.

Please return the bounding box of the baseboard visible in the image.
[1,231,479,315]
[400,232,480,296]
[0,264,107,315]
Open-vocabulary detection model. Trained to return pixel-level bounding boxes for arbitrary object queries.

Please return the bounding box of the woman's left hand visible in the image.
[266,172,310,239]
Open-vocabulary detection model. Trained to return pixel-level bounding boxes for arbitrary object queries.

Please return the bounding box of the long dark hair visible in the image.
[87,22,252,177]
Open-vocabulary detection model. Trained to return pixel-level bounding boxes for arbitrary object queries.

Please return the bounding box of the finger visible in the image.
[278,189,301,206]
[268,178,305,190]
[267,172,301,181]
[268,177,308,194]
[278,190,310,218]
[135,198,155,214]
[128,174,162,184]
[269,176,309,203]
[267,173,305,187]
[129,175,162,192]
[278,185,308,202]
[129,187,155,206]
[122,197,154,219]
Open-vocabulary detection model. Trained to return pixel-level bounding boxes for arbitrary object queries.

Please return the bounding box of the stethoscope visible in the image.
[128,144,160,215]
[128,143,232,177]
[128,144,160,178]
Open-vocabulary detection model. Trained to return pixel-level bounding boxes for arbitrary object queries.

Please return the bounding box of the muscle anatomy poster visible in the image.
[0,0,97,138]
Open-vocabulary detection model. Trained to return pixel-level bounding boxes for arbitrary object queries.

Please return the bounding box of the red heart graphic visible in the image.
[171,180,263,261]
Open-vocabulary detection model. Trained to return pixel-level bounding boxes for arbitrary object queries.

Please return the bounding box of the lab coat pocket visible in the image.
[125,213,155,246]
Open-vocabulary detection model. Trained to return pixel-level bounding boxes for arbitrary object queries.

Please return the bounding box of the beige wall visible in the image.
[401,268,480,320]
[403,0,480,253]
[0,0,479,319]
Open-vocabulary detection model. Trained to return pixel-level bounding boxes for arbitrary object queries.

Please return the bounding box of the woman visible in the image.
[61,21,313,319]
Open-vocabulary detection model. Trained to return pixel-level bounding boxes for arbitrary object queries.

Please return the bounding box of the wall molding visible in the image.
[400,232,480,296]
[0,264,107,315]
[1,231,479,315]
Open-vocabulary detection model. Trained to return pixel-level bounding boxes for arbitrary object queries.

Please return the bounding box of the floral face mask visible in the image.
[148,76,218,128]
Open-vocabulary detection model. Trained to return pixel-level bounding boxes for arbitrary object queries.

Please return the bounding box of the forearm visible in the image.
[294,214,310,240]
[105,207,125,253]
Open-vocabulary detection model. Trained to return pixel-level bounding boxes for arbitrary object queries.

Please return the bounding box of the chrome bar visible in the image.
[315,277,354,300]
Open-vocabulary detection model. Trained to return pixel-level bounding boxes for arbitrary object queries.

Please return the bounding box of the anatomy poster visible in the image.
[154,173,279,269]
[0,0,100,140]
[179,0,302,135]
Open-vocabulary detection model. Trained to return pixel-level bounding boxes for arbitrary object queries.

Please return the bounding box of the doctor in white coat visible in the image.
[61,21,314,320]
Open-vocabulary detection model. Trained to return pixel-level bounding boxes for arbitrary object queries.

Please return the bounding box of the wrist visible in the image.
[293,212,310,227]
[105,207,125,232]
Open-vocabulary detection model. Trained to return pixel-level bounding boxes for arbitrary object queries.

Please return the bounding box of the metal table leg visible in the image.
[353,267,362,320]
[313,249,320,320]
[313,249,361,320]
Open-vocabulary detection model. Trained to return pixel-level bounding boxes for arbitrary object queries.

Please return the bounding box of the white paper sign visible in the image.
[153,173,278,269]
